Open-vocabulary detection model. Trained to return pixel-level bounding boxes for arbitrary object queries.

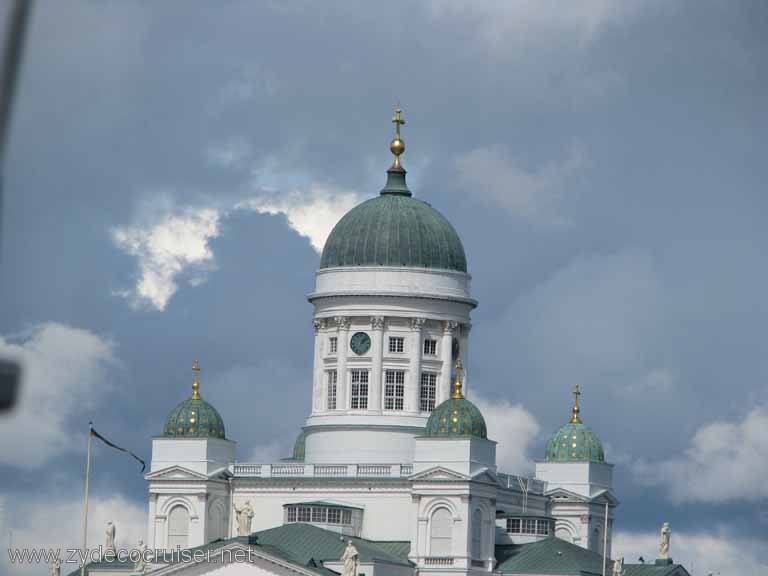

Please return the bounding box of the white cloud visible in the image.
[112,204,221,311]
[633,405,768,503]
[237,185,361,253]
[6,494,146,576]
[472,395,540,473]
[614,529,768,576]
[454,144,585,225]
[426,0,664,52]
[0,324,116,469]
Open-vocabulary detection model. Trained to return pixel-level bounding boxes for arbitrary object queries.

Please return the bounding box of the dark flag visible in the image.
[90,425,146,473]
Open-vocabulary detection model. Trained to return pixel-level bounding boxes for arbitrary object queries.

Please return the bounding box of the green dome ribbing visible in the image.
[319,167,467,272]
[425,397,487,439]
[545,422,604,463]
[292,430,306,461]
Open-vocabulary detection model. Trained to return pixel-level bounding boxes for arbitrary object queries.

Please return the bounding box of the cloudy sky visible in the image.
[1,1,767,574]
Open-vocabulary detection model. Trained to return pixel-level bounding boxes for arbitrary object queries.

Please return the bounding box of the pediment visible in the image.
[145,465,209,481]
[471,468,498,484]
[149,542,321,576]
[592,489,620,506]
[545,487,589,503]
[410,466,469,481]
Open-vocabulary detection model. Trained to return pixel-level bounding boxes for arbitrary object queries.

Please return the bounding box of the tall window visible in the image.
[524,519,537,534]
[429,508,452,556]
[327,370,337,410]
[420,372,437,412]
[423,338,437,356]
[167,505,189,550]
[328,337,337,354]
[388,336,404,353]
[351,370,369,409]
[471,509,483,560]
[384,370,405,410]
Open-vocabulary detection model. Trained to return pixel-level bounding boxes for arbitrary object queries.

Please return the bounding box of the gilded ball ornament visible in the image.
[390,137,405,157]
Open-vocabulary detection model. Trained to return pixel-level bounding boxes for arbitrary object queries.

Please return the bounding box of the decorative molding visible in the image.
[370,316,385,330]
[312,318,327,334]
[580,515,590,524]
[334,316,352,330]
[462,322,472,334]
[460,494,471,503]
[410,317,427,331]
[442,320,459,335]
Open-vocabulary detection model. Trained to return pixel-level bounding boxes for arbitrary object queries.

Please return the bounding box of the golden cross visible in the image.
[572,384,581,408]
[192,359,201,398]
[570,384,582,423]
[392,106,405,138]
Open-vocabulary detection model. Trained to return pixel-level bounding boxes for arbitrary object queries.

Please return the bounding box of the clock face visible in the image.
[350,332,371,355]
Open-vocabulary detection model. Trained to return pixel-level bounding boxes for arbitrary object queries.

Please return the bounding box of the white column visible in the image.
[370,316,385,412]
[311,318,326,413]
[460,322,471,398]
[147,493,158,549]
[409,317,426,412]
[334,316,351,410]
[439,321,458,403]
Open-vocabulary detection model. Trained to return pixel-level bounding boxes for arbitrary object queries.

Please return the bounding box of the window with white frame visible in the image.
[524,519,537,534]
[429,507,453,556]
[285,505,353,526]
[326,370,337,410]
[167,505,189,550]
[420,372,437,412]
[536,519,550,535]
[423,338,437,356]
[388,336,404,353]
[506,518,521,534]
[350,370,369,409]
[297,506,312,522]
[328,336,337,354]
[384,370,405,410]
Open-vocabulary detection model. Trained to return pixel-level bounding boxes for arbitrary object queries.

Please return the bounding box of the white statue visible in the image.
[341,540,359,576]
[234,500,255,536]
[659,522,671,559]
[612,556,625,576]
[105,521,116,551]
[50,558,62,576]
[135,539,147,573]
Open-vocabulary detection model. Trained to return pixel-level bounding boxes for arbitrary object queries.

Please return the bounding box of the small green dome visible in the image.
[545,422,604,463]
[292,430,306,461]
[163,362,225,439]
[319,168,467,273]
[425,397,487,439]
[163,397,226,439]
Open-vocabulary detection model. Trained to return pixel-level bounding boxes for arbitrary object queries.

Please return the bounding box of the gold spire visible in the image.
[569,384,582,424]
[451,359,464,399]
[389,105,406,169]
[191,359,201,399]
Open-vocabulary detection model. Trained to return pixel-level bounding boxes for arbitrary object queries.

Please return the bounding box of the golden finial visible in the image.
[191,359,201,399]
[452,359,464,399]
[390,105,406,169]
[570,384,582,424]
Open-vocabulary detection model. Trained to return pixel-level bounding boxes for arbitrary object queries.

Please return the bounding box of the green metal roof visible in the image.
[252,523,413,567]
[292,429,306,461]
[163,396,226,439]
[319,167,467,273]
[544,421,604,463]
[425,396,487,439]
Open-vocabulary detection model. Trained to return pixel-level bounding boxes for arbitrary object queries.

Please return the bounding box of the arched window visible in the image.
[590,527,601,553]
[471,509,483,559]
[168,505,189,550]
[429,507,452,556]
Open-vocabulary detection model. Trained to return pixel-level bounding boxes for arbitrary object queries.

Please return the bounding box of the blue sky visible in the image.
[1,1,767,574]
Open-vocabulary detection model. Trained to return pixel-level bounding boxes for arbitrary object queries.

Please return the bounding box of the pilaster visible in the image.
[334,316,351,410]
[440,321,458,403]
[370,316,385,412]
[409,317,426,412]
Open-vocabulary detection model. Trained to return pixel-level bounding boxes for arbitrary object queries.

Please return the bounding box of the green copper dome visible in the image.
[292,429,306,461]
[425,396,487,438]
[544,386,604,463]
[163,362,226,439]
[319,167,467,273]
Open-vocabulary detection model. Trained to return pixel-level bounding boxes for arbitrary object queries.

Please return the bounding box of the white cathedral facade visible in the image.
[80,112,688,576]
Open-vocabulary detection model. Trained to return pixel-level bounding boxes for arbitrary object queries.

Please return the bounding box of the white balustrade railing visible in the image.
[423,557,454,566]
[230,462,415,478]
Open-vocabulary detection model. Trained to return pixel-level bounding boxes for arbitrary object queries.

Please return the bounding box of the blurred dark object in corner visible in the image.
[0,1,33,413]
[0,360,20,412]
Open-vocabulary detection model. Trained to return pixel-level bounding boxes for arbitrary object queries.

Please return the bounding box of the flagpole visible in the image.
[602,500,609,576]
[81,422,93,576]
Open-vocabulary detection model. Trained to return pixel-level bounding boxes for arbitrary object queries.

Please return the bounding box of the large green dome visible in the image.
[425,396,487,439]
[319,168,467,273]
[163,363,226,439]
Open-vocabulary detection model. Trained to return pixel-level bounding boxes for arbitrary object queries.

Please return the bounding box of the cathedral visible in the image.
[75,110,689,576]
